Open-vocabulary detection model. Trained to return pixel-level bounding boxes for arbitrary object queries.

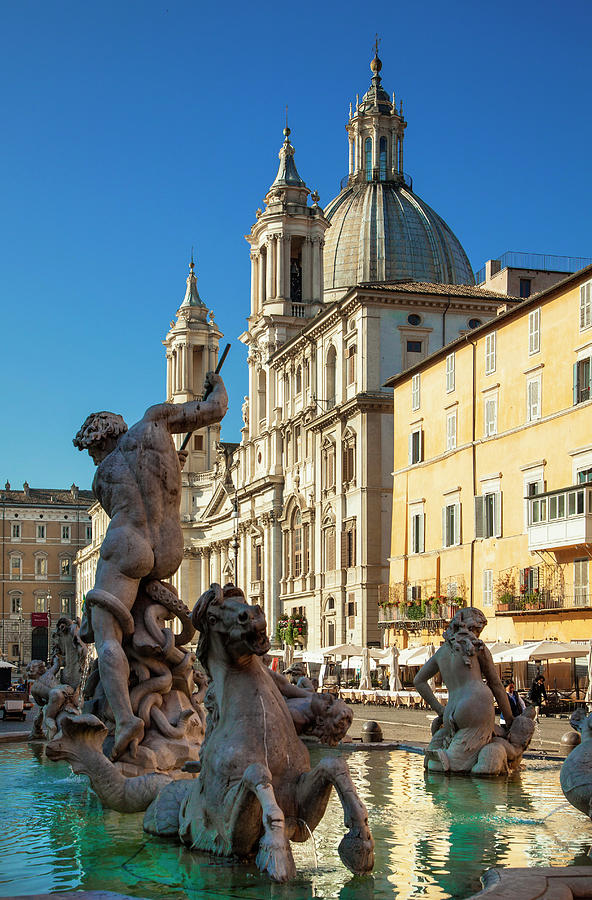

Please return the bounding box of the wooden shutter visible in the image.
[454,502,461,546]
[341,530,348,567]
[418,513,424,553]
[475,496,484,539]
[442,506,447,547]
[408,433,413,465]
[494,491,502,538]
[419,429,424,462]
[574,362,579,405]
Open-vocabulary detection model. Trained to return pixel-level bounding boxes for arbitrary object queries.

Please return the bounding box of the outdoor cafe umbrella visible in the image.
[491,640,588,663]
[388,644,403,691]
[358,647,372,690]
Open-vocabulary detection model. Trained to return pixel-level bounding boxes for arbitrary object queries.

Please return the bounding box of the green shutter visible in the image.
[574,362,579,405]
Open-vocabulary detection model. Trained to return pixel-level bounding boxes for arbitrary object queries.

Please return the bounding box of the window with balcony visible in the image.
[446,410,457,451]
[411,373,420,410]
[446,352,455,392]
[520,566,539,594]
[475,492,502,539]
[484,395,498,437]
[411,512,425,554]
[529,308,541,354]
[485,332,496,375]
[442,502,461,547]
[573,357,591,404]
[580,281,592,330]
[527,374,541,422]
[409,428,424,465]
[577,467,592,484]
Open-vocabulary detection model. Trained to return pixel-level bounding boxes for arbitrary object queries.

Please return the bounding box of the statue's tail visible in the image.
[46,714,171,813]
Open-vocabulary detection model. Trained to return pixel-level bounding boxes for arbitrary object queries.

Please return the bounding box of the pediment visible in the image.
[200,482,232,521]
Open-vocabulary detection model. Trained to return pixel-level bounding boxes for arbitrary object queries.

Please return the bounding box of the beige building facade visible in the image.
[1,483,93,664]
[385,264,592,648]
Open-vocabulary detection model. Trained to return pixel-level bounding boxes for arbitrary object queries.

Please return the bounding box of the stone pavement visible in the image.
[347,703,577,755]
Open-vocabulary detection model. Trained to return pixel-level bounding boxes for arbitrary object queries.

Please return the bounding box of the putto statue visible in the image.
[46,584,373,883]
[414,607,535,776]
[560,708,592,818]
[28,616,88,740]
[70,372,228,766]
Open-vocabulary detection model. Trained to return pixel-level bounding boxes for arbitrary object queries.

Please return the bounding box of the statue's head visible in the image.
[73,411,128,464]
[443,607,487,665]
[192,582,269,674]
[309,693,353,747]
[26,659,46,679]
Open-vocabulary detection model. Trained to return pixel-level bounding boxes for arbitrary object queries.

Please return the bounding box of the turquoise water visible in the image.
[0,742,591,899]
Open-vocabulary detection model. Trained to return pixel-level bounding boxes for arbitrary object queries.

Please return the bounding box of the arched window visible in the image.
[365,137,372,181]
[60,595,73,616]
[326,345,336,408]
[343,431,356,486]
[292,509,302,577]
[258,369,267,424]
[60,556,72,578]
[9,592,22,614]
[34,553,48,577]
[322,439,336,491]
[9,553,22,581]
[379,136,387,180]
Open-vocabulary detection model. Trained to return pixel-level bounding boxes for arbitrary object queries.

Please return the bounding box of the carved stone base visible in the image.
[466,866,592,899]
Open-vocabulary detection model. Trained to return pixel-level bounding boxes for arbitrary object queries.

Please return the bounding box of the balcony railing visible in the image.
[495,593,591,615]
[339,170,413,191]
[527,484,592,551]
[378,602,455,626]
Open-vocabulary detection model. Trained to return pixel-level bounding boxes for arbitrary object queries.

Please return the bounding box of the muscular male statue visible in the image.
[74,373,228,760]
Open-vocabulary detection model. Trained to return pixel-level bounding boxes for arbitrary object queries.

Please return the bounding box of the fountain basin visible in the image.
[0,742,590,899]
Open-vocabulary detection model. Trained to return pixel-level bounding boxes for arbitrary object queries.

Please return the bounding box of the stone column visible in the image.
[250,252,258,314]
[399,135,403,173]
[348,135,354,174]
[312,238,320,301]
[283,236,291,299]
[200,550,210,594]
[372,125,379,170]
[166,354,172,399]
[302,237,312,301]
[187,343,194,395]
[270,515,282,634]
[266,240,273,303]
[212,546,221,584]
[276,235,284,299]
[319,239,324,301]
[270,236,277,299]
[258,247,266,305]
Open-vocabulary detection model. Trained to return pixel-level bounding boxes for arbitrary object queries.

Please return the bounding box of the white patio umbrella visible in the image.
[388,644,402,691]
[358,647,372,690]
[492,640,588,663]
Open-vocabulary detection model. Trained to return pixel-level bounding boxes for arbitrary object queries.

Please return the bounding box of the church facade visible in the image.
[168,54,516,650]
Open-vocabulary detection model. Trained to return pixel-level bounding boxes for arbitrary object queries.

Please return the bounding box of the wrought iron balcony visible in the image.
[527,484,592,551]
[495,593,592,616]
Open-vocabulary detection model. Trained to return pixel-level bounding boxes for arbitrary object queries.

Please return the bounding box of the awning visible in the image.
[399,645,435,666]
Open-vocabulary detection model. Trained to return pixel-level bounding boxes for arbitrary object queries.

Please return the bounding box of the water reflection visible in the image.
[0,743,591,900]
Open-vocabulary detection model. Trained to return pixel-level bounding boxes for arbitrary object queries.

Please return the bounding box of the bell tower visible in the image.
[163,256,223,472]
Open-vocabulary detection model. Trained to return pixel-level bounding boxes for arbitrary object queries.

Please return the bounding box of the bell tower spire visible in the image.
[163,255,223,472]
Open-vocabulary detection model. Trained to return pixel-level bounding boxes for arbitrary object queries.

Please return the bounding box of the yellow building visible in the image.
[384,264,592,647]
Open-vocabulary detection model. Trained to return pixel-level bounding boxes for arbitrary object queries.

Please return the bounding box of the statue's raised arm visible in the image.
[145,372,228,435]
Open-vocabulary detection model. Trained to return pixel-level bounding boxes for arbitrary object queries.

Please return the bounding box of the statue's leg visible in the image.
[295,757,374,875]
[91,561,146,759]
[225,762,295,883]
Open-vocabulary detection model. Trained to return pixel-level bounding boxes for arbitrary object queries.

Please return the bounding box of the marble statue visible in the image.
[560,708,592,818]
[28,616,87,740]
[414,607,535,775]
[46,584,374,883]
[71,372,227,765]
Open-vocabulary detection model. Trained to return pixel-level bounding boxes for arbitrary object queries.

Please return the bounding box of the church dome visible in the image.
[323,55,474,295]
[323,179,475,290]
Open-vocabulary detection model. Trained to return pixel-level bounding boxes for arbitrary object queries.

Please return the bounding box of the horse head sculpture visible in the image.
[192,583,269,674]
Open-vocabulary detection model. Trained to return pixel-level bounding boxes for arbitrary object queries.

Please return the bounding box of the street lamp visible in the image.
[230,498,239,586]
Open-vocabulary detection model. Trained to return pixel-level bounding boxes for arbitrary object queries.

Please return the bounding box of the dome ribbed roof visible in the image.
[323,181,474,291]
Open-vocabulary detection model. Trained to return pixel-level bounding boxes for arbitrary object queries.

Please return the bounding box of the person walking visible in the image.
[528,674,548,722]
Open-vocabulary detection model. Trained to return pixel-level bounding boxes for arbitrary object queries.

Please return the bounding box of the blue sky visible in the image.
[1,0,591,490]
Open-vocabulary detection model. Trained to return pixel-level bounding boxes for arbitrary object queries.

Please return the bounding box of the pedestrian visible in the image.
[500,680,525,724]
[528,674,548,722]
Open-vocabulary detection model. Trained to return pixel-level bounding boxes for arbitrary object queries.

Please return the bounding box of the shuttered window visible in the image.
[446,352,455,392]
[475,492,502,539]
[412,373,421,410]
[408,428,424,465]
[529,308,541,354]
[484,396,497,437]
[527,376,541,422]
[442,503,461,547]
[446,410,457,450]
[485,332,496,375]
[580,281,592,330]
[411,513,425,554]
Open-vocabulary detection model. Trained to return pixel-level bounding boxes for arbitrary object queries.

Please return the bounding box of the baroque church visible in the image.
[163,51,514,651]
